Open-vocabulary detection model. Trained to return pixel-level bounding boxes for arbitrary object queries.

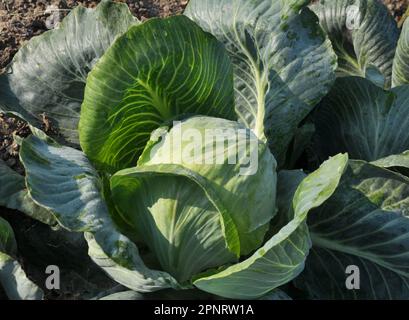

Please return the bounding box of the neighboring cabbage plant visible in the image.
[291,0,409,299]
[309,0,409,163]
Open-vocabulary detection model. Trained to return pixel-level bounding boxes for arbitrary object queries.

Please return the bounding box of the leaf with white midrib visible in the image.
[310,0,399,89]
[185,0,337,164]
[296,160,409,299]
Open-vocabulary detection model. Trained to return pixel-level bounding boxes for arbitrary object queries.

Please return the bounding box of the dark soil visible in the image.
[0,113,30,174]
[0,112,58,173]
[384,0,409,25]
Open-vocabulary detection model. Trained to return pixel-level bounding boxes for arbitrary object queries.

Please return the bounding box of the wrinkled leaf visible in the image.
[0,0,138,145]
[19,134,179,292]
[296,160,409,299]
[185,0,336,164]
[0,160,56,225]
[314,77,409,162]
[392,17,409,87]
[372,151,409,171]
[311,0,398,88]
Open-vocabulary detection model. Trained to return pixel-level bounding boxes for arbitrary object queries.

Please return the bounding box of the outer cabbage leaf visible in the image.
[79,16,236,173]
[4,214,119,300]
[392,18,409,87]
[95,288,214,300]
[0,160,56,225]
[98,290,144,300]
[0,0,138,145]
[372,151,409,172]
[311,0,398,88]
[19,134,180,292]
[295,160,409,299]
[184,0,337,164]
[0,217,44,300]
[314,77,409,162]
[192,154,348,299]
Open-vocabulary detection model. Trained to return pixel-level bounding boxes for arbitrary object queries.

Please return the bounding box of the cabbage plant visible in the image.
[0,0,408,300]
